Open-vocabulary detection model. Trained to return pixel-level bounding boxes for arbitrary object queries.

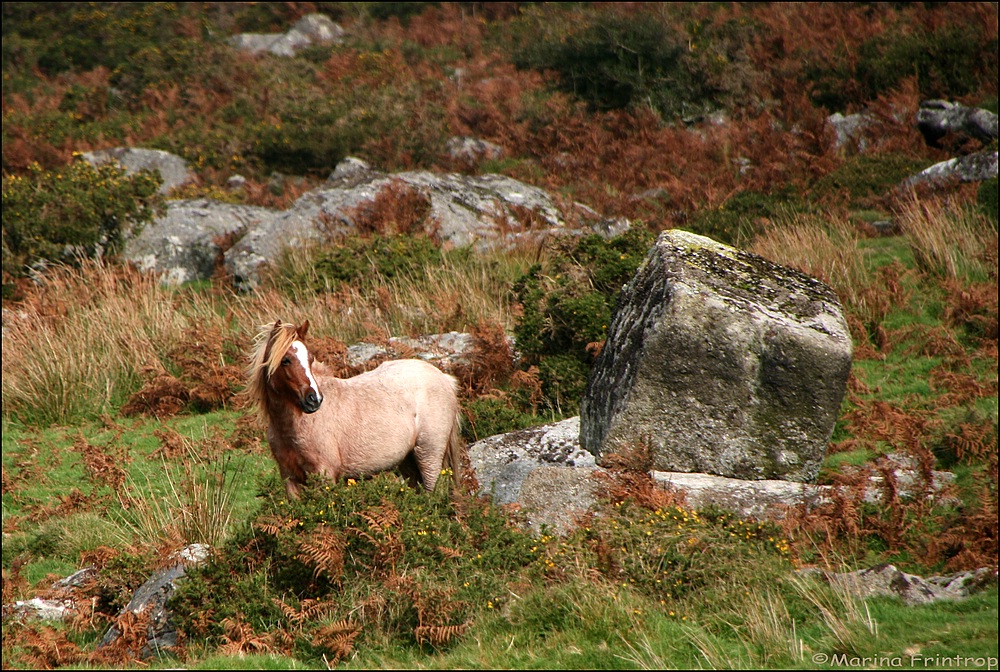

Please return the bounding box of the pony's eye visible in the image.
[281,357,291,366]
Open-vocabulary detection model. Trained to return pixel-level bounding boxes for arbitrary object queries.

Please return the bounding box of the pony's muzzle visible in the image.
[302,390,322,414]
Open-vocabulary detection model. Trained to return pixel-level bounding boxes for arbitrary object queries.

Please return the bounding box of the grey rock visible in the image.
[345,332,478,368]
[828,112,873,152]
[81,147,191,195]
[229,13,344,57]
[327,156,374,184]
[799,564,997,606]
[917,100,998,146]
[5,567,97,621]
[859,452,958,505]
[904,150,998,188]
[580,230,853,482]
[651,471,828,519]
[467,419,957,532]
[99,543,209,658]
[927,567,998,596]
[468,416,596,506]
[517,466,599,534]
[54,566,98,589]
[124,198,275,286]
[8,597,76,621]
[225,161,624,289]
[446,136,505,166]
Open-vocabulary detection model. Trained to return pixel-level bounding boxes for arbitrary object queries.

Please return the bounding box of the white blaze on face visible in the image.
[290,340,322,402]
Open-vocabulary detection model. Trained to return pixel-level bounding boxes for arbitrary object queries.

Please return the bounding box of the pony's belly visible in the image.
[339,439,414,476]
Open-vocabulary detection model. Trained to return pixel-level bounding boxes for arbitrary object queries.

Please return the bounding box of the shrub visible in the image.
[1,159,161,283]
[509,6,703,118]
[273,233,446,295]
[1,4,186,78]
[512,229,655,416]
[809,23,997,110]
[810,154,929,208]
[170,473,538,661]
[688,189,803,246]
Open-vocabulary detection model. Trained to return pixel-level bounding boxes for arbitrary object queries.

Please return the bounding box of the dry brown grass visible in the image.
[1,243,543,425]
[896,192,998,280]
[750,214,895,333]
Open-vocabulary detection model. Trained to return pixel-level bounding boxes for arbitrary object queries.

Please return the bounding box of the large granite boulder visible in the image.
[580,230,852,482]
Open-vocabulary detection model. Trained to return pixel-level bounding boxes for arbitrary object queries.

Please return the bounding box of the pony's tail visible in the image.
[443,412,464,491]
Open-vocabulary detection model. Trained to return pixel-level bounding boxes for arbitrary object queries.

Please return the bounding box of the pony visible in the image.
[246,320,463,498]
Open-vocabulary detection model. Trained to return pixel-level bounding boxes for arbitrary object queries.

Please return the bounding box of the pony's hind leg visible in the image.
[412,441,446,492]
[396,452,424,490]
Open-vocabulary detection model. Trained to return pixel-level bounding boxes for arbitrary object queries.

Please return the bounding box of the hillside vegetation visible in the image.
[2,3,997,669]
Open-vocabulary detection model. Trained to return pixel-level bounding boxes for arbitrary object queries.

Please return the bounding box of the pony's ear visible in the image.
[297,320,310,340]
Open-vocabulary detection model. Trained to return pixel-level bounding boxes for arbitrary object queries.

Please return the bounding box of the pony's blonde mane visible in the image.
[245,321,300,423]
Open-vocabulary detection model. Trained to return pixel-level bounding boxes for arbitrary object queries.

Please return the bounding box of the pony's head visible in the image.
[247,320,323,419]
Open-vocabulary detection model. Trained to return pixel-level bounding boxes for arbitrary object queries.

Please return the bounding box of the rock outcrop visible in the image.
[916,99,999,147]
[125,199,275,285]
[224,158,626,289]
[580,230,853,482]
[798,564,997,606]
[904,150,998,187]
[81,147,192,195]
[121,157,627,288]
[229,13,344,57]
[99,544,209,658]
[468,418,954,524]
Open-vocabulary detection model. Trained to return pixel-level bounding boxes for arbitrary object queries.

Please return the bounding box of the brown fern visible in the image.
[297,529,346,584]
[217,615,275,656]
[310,619,361,664]
[414,622,471,648]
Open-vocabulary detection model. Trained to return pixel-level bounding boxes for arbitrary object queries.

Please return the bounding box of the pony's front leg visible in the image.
[284,478,303,499]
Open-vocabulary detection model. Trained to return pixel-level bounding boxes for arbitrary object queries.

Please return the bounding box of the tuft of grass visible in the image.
[1,261,188,425]
[265,237,543,343]
[896,193,998,282]
[790,574,879,657]
[113,447,245,550]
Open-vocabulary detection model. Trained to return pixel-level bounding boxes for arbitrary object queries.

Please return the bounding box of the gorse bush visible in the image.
[510,6,697,117]
[512,229,655,416]
[1,159,161,285]
[170,473,538,660]
[811,154,931,208]
[810,22,998,111]
[167,467,801,666]
[1,3,186,81]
